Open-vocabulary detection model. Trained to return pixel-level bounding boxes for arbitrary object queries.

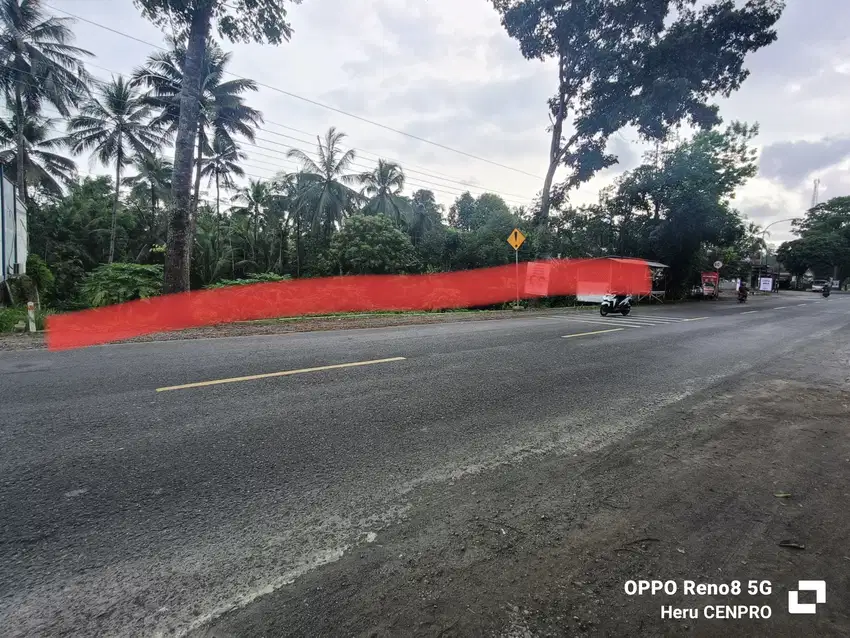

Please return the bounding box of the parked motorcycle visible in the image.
[601,294,632,316]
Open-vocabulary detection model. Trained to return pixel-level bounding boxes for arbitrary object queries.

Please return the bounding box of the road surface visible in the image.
[1,292,848,636]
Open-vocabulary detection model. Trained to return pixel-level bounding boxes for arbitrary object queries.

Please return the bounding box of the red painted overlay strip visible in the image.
[46,258,650,350]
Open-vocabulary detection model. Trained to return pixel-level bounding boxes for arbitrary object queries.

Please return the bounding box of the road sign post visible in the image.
[507,228,526,308]
[26,301,36,333]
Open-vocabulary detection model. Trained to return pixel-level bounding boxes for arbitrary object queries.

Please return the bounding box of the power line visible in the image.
[44,3,544,180]
[3,108,528,211]
[4,100,528,205]
[1,63,533,205]
[45,57,523,194]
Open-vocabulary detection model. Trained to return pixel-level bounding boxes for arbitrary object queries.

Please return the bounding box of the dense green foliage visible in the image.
[79,263,163,307]
[0,0,798,329]
[777,197,850,283]
[492,0,784,220]
[327,215,419,275]
[543,123,766,292]
[205,272,290,289]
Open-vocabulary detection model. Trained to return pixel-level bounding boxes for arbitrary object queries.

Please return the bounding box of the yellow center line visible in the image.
[156,357,407,392]
[562,328,624,339]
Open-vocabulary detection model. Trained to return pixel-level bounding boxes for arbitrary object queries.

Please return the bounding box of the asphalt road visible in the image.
[1,291,847,637]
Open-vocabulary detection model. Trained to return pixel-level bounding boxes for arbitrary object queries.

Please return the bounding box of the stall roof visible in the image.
[599,257,669,269]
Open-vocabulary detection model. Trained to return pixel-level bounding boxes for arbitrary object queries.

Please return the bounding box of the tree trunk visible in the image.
[215,170,220,217]
[151,183,157,226]
[191,127,204,219]
[187,125,204,268]
[163,5,212,294]
[228,222,235,278]
[279,223,284,273]
[251,207,258,263]
[538,56,568,224]
[14,83,26,204]
[539,158,559,223]
[109,141,123,264]
[295,210,301,278]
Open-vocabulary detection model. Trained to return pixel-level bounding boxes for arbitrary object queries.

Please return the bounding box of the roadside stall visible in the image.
[634,260,669,303]
[575,257,666,303]
[700,271,719,299]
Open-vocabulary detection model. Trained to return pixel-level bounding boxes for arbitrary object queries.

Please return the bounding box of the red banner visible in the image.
[46,258,651,350]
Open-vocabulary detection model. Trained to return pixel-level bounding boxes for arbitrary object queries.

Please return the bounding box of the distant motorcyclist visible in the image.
[738,282,749,302]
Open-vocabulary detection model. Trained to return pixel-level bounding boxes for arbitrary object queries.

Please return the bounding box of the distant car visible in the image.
[811,280,830,292]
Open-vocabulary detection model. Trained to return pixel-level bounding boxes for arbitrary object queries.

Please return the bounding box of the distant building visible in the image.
[0,166,27,283]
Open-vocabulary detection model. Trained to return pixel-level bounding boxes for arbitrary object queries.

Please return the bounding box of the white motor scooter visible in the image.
[601,293,632,316]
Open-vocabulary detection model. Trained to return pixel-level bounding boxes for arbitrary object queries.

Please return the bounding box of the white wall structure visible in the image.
[0,167,27,283]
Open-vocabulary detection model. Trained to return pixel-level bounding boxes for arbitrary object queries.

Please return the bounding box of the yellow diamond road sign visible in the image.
[507,228,526,250]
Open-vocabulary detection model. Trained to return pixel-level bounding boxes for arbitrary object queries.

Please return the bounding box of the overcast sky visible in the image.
[49,0,850,245]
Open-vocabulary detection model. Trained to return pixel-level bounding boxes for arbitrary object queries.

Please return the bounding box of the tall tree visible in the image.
[0,0,91,201]
[230,178,269,264]
[131,37,261,219]
[68,75,168,263]
[274,171,311,277]
[359,159,410,226]
[122,153,172,260]
[200,134,245,215]
[408,188,442,246]
[0,110,77,196]
[122,152,172,221]
[778,196,850,283]
[491,0,784,224]
[448,192,476,230]
[287,126,359,237]
[609,122,760,290]
[132,0,297,294]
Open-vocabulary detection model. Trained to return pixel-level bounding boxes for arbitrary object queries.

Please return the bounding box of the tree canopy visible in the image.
[777,197,850,282]
[492,0,784,222]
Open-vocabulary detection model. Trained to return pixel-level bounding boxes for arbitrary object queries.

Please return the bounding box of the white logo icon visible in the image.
[788,581,826,614]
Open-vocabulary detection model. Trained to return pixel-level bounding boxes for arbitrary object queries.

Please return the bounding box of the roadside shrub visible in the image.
[26,255,55,299]
[79,263,163,308]
[0,307,51,332]
[205,273,292,289]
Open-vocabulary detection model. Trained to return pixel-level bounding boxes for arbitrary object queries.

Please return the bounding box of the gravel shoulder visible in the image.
[196,346,850,637]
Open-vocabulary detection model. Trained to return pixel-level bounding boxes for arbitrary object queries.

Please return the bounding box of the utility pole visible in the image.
[761,218,796,291]
[811,178,820,209]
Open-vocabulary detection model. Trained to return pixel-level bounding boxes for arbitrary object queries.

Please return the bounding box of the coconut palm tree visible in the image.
[68,75,168,263]
[269,171,311,277]
[131,37,261,216]
[230,178,270,263]
[0,0,92,201]
[200,134,245,216]
[194,209,234,285]
[408,188,441,245]
[122,153,172,217]
[122,153,172,261]
[286,127,359,238]
[359,159,410,226]
[0,109,76,196]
